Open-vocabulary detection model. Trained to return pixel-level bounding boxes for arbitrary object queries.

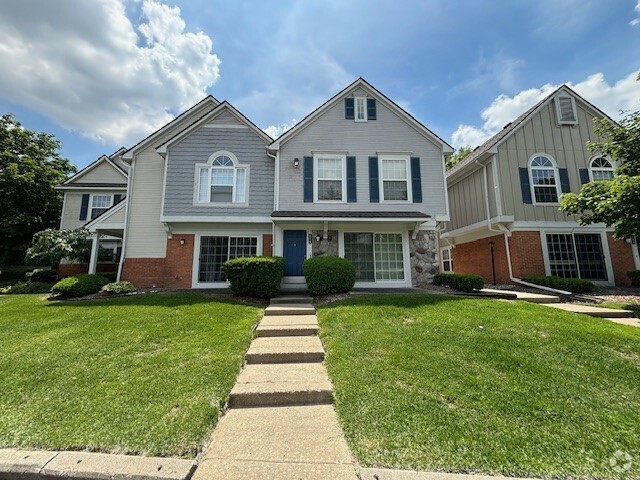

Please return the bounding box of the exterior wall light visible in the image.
[293,158,299,167]
[180,238,186,245]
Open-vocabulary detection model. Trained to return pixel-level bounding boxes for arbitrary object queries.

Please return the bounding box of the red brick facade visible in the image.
[508,231,546,279]
[58,262,118,278]
[121,234,194,288]
[450,234,511,284]
[607,233,635,287]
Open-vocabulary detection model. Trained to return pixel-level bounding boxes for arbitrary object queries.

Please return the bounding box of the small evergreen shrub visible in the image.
[303,256,356,296]
[26,268,58,283]
[0,281,54,294]
[433,273,484,292]
[51,274,109,298]
[101,281,136,295]
[627,270,640,287]
[524,275,596,293]
[223,256,285,298]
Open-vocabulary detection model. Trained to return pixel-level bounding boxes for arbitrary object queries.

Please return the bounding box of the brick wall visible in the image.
[508,231,546,279]
[58,263,88,278]
[121,234,194,288]
[607,233,635,286]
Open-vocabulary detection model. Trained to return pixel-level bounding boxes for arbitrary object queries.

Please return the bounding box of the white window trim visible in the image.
[440,247,454,273]
[314,154,347,203]
[89,194,114,220]
[354,97,367,122]
[588,155,615,182]
[555,95,578,125]
[379,155,412,203]
[529,153,561,206]
[193,150,249,207]
[539,230,614,286]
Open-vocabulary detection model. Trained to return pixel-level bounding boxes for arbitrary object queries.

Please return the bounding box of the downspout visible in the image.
[266,149,278,254]
[116,159,134,281]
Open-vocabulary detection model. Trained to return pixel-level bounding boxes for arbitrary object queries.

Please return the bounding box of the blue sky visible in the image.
[0,0,639,169]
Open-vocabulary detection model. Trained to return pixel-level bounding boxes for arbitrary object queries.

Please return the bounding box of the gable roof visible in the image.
[155,101,273,153]
[84,197,126,231]
[447,84,616,179]
[268,77,453,153]
[61,154,128,186]
[122,95,220,160]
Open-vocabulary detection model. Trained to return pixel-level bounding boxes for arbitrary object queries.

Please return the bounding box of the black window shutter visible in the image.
[79,194,90,220]
[369,157,379,203]
[114,194,122,204]
[346,156,357,203]
[410,157,422,203]
[345,98,354,120]
[367,99,376,120]
[559,168,571,193]
[579,168,590,185]
[303,156,314,202]
[519,168,532,204]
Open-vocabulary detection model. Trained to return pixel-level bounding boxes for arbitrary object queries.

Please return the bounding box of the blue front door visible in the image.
[283,230,307,276]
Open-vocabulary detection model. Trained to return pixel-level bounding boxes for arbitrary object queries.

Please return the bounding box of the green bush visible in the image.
[524,275,596,294]
[98,271,118,283]
[223,256,285,298]
[433,273,484,292]
[303,256,356,296]
[627,270,640,287]
[101,281,136,295]
[26,268,58,283]
[0,281,54,294]
[51,274,109,298]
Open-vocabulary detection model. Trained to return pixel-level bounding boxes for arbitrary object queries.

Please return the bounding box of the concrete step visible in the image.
[481,288,561,303]
[544,303,635,318]
[192,406,357,480]
[270,295,314,304]
[245,336,325,364]
[604,317,640,328]
[256,323,319,337]
[264,304,315,316]
[229,363,333,407]
[259,315,319,327]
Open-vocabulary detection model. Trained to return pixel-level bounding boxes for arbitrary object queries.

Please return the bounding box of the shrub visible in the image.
[98,271,118,283]
[26,268,58,283]
[0,281,54,294]
[51,274,109,298]
[627,270,640,287]
[101,281,136,295]
[523,275,596,294]
[433,273,484,292]
[223,256,285,298]
[303,256,356,296]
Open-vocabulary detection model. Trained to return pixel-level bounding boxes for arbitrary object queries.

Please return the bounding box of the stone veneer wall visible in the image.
[311,230,338,257]
[409,230,438,287]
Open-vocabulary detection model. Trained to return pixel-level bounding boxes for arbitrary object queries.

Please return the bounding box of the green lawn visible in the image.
[0,292,262,457]
[318,294,640,479]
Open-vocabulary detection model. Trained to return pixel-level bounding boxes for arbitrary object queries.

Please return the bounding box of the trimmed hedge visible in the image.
[51,274,109,298]
[101,281,136,295]
[627,270,640,287]
[26,268,58,283]
[223,256,285,298]
[303,256,356,296]
[0,281,54,295]
[523,275,596,294]
[433,273,484,292]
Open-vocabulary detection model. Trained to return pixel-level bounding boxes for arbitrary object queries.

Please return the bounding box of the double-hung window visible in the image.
[315,155,345,201]
[529,154,560,204]
[380,156,410,201]
[197,152,247,204]
[90,195,113,219]
[441,248,453,273]
[589,156,614,181]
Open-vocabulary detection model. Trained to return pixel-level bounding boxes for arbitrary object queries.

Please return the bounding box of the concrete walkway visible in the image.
[193,296,358,480]
[480,288,560,303]
[543,302,639,327]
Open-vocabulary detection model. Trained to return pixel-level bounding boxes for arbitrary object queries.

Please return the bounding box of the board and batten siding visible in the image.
[278,87,447,215]
[163,126,273,217]
[125,102,219,258]
[496,98,602,222]
[447,167,488,231]
[60,191,125,230]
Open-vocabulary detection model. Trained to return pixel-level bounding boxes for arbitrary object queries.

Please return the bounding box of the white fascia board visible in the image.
[160,215,273,223]
[55,185,128,191]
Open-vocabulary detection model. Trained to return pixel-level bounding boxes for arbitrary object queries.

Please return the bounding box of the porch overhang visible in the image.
[271,211,431,223]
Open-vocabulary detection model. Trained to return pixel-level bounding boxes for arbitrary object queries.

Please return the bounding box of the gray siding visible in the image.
[496,98,602,222]
[278,87,447,216]
[163,126,273,217]
[448,167,487,231]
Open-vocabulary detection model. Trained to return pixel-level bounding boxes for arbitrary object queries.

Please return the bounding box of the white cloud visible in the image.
[631,0,640,26]
[0,0,220,145]
[451,71,640,149]
[263,121,297,139]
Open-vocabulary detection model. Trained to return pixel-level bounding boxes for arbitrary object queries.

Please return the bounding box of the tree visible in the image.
[25,228,91,267]
[0,113,76,264]
[561,110,640,239]
[446,146,473,170]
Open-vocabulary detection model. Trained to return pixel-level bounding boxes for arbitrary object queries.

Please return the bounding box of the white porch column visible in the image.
[88,233,100,274]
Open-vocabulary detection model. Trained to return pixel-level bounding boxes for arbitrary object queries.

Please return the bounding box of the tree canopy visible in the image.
[561,110,640,239]
[0,113,76,264]
[25,228,91,267]
[446,146,473,170]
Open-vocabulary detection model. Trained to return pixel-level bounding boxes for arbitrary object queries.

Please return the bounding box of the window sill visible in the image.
[193,202,249,207]
[532,202,561,207]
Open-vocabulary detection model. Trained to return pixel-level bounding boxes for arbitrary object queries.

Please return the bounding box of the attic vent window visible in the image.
[555,95,578,125]
[355,97,367,122]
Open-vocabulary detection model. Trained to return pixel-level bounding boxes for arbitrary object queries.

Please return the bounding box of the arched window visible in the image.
[589,156,614,181]
[529,154,560,204]
[197,152,247,204]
